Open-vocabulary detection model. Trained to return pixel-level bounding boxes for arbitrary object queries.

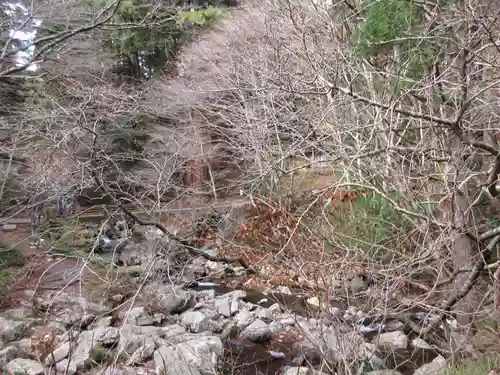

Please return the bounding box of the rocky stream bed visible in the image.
[0,221,452,375]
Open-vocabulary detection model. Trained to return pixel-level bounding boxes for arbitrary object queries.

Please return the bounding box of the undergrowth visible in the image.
[38,218,98,256]
[324,188,414,260]
[0,244,24,303]
[444,354,500,375]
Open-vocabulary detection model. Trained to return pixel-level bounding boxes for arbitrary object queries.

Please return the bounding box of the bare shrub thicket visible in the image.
[158,0,500,357]
[2,0,500,366]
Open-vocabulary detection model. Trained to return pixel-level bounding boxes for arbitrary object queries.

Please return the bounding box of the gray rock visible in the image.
[366,371,403,375]
[283,367,311,375]
[215,298,232,317]
[90,316,113,328]
[215,291,246,318]
[64,329,105,371]
[5,358,44,375]
[0,345,18,366]
[235,308,255,330]
[56,358,77,375]
[180,311,210,333]
[126,336,156,365]
[45,341,70,365]
[160,324,187,342]
[373,331,409,351]
[161,291,196,314]
[117,325,165,358]
[125,306,154,326]
[283,367,329,375]
[293,326,365,364]
[2,308,36,321]
[154,335,222,375]
[413,355,447,375]
[11,338,31,358]
[241,319,272,342]
[0,316,32,343]
[92,326,120,346]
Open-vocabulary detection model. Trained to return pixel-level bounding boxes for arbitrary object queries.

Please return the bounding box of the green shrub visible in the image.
[38,218,97,256]
[324,189,414,260]
[0,245,24,301]
[0,245,24,269]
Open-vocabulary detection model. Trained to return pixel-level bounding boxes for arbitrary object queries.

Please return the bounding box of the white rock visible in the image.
[180,311,210,333]
[413,355,447,375]
[374,331,409,351]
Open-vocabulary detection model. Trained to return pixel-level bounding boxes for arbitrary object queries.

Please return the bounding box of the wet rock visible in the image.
[241,319,272,342]
[181,311,210,333]
[0,345,18,366]
[154,335,222,375]
[5,358,44,375]
[373,331,409,351]
[413,355,447,375]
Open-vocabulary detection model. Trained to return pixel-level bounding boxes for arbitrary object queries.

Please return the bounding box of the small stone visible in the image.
[111,294,125,304]
[2,224,17,232]
[374,331,409,351]
[306,297,323,309]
